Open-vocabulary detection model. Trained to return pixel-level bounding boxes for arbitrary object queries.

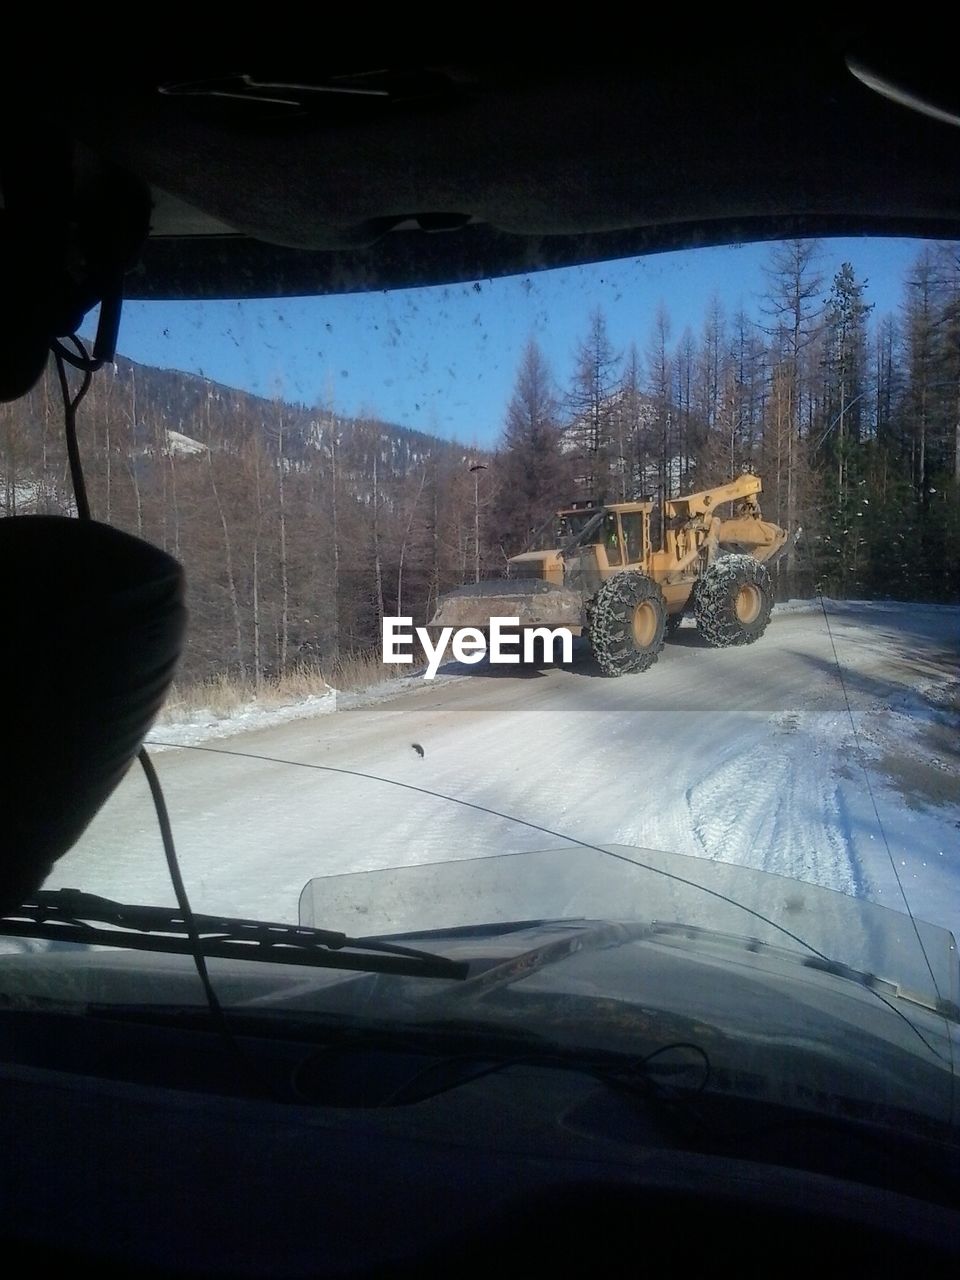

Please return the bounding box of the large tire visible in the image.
[587,572,666,676]
[694,554,773,647]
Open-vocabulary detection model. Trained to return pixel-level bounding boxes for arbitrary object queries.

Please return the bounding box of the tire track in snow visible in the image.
[685,711,864,897]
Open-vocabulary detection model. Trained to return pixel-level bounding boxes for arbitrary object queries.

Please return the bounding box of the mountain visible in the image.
[2,353,484,517]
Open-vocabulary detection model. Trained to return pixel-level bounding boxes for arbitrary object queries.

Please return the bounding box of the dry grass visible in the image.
[329,647,415,692]
[160,650,416,722]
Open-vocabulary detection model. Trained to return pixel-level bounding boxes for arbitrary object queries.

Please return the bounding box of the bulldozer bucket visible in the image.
[428,579,584,632]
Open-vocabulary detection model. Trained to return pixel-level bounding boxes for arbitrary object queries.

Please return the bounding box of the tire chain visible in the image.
[694,553,773,647]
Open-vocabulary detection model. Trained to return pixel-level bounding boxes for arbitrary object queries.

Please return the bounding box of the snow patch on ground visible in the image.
[165,429,207,456]
[147,670,468,749]
[686,706,865,896]
[772,598,821,615]
[148,690,339,748]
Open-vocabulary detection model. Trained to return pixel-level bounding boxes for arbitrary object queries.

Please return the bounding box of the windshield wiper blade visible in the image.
[0,890,469,981]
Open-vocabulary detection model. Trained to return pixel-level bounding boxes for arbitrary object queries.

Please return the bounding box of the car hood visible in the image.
[2,846,957,1139]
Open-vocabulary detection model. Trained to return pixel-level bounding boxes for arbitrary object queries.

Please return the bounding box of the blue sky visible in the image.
[111,237,940,447]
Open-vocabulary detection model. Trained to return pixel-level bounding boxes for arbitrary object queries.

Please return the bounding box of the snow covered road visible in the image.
[52,601,959,937]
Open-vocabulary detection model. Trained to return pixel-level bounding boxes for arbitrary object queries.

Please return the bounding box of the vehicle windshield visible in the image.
[2,237,959,1122]
[557,510,600,543]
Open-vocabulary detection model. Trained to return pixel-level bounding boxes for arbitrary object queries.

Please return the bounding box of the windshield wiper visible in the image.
[0,890,469,981]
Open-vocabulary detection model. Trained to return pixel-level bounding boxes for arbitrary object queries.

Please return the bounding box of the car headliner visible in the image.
[9,46,960,299]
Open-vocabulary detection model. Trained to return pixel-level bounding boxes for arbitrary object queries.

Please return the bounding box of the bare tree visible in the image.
[567,309,621,500]
[646,304,673,541]
[760,240,824,570]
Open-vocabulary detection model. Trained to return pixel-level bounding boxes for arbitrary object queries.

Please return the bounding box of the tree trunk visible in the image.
[207,433,246,680]
[397,467,426,617]
[372,449,385,631]
[330,427,341,660]
[127,367,144,536]
[277,413,290,675]
[252,444,264,689]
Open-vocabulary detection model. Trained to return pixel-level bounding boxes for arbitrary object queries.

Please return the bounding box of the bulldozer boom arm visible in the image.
[664,474,761,519]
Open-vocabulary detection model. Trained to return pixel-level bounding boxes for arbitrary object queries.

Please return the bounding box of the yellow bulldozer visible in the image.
[429,473,789,676]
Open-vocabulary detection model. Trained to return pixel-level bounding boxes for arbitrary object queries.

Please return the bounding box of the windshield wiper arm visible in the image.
[0,890,469,981]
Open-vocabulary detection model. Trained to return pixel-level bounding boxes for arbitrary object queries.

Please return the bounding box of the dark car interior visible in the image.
[3,43,960,1276]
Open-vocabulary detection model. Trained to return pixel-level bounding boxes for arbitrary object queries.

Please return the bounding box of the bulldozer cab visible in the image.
[592,505,651,572]
[555,501,652,577]
[556,507,599,543]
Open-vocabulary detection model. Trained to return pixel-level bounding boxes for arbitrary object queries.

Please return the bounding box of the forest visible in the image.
[2,240,958,689]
